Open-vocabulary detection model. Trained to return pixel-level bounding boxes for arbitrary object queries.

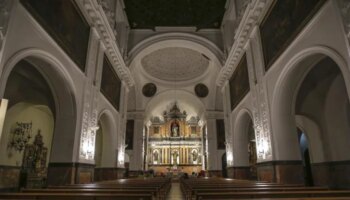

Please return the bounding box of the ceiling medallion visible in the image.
[142,83,157,97]
[194,83,209,98]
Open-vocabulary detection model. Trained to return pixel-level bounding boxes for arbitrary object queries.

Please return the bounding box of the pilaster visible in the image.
[127,112,145,171]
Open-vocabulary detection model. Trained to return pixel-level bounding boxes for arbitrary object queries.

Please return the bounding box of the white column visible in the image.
[206,118,219,171]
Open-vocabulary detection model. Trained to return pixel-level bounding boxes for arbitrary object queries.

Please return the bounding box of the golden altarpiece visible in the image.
[147,103,203,175]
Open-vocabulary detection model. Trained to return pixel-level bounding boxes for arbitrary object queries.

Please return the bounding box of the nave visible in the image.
[1,0,350,197]
[1,176,350,199]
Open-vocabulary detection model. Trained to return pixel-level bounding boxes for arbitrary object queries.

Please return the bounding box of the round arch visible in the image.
[232,108,253,167]
[0,48,77,163]
[128,33,223,87]
[295,115,325,163]
[128,32,224,66]
[144,89,206,122]
[97,109,117,167]
[271,46,350,161]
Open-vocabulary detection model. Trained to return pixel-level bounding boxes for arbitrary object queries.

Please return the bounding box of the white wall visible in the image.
[223,1,350,165]
[206,116,226,171]
[0,1,129,167]
[0,1,83,163]
[0,103,54,166]
[323,75,350,161]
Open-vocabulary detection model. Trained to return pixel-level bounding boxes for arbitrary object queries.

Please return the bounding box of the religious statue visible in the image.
[153,151,158,162]
[192,150,198,162]
[172,151,178,165]
[171,122,179,137]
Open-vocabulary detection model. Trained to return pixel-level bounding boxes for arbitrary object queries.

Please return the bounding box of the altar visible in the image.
[146,103,204,176]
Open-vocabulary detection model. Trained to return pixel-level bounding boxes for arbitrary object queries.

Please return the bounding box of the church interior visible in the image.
[0,0,350,199]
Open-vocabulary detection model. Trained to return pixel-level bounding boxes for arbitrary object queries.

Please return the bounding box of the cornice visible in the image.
[216,0,271,87]
[127,111,145,120]
[206,110,224,119]
[77,0,135,88]
[127,32,224,66]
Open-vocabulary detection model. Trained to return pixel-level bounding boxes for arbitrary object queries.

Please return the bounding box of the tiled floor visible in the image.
[167,183,185,200]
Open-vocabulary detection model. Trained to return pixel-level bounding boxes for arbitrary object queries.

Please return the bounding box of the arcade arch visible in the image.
[272,48,350,186]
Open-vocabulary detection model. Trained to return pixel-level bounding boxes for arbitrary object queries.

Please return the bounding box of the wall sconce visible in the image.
[226,151,233,166]
[257,138,270,160]
[8,122,32,152]
[117,147,125,167]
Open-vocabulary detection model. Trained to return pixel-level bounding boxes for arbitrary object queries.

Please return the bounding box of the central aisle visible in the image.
[167,182,184,200]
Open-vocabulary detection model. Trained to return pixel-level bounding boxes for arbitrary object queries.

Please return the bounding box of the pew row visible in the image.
[180,177,350,200]
[0,177,171,200]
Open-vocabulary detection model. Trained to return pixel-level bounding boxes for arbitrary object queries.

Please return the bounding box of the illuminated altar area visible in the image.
[146,103,203,175]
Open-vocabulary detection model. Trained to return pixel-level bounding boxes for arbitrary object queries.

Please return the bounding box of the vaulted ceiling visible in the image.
[124,0,227,29]
[141,47,209,82]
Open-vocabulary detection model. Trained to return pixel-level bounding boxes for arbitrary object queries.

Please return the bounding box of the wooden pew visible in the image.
[188,187,328,199]
[195,190,350,200]
[22,188,159,199]
[0,192,154,200]
[180,177,350,200]
[180,178,306,199]
[48,178,171,199]
[0,178,171,200]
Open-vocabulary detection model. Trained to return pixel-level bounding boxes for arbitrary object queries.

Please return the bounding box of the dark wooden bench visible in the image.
[180,177,350,200]
[22,188,159,199]
[188,187,328,200]
[180,178,308,199]
[0,192,153,200]
[195,190,350,200]
[0,178,171,200]
[48,178,170,199]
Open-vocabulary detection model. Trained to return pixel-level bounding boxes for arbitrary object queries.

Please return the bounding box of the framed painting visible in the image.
[260,0,326,71]
[20,0,90,72]
[229,54,250,111]
[100,55,122,111]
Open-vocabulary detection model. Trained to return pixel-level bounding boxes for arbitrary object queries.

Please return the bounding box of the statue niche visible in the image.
[171,121,179,137]
[172,151,179,165]
[153,150,159,163]
[192,149,198,162]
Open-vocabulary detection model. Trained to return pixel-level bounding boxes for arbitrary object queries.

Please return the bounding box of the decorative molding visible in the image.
[127,111,145,120]
[236,0,252,25]
[219,0,274,162]
[216,0,271,87]
[256,160,302,166]
[0,0,13,51]
[48,162,96,167]
[247,27,273,162]
[206,111,224,119]
[79,76,100,162]
[337,0,350,42]
[96,0,116,36]
[127,32,224,66]
[77,0,134,87]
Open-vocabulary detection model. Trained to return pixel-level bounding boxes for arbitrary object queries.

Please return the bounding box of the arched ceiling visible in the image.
[144,89,205,122]
[141,47,209,82]
[127,36,224,115]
